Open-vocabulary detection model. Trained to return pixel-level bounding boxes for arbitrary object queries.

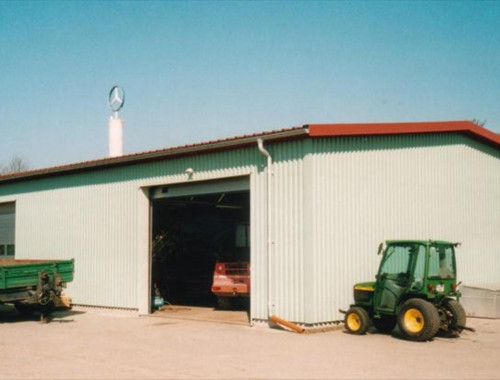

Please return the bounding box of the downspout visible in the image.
[257,139,274,321]
[257,139,304,333]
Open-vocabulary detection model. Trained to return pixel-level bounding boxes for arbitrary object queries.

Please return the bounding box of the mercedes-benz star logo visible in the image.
[108,85,125,113]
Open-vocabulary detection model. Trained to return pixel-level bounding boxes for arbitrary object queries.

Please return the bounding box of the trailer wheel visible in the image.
[398,298,440,341]
[442,299,467,336]
[344,307,370,335]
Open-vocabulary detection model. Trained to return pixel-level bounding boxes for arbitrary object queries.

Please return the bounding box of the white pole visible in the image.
[108,116,124,157]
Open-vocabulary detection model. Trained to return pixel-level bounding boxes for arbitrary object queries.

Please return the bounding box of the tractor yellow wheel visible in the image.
[347,313,362,331]
[403,308,425,333]
[344,307,370,335]
[397,299,440,341]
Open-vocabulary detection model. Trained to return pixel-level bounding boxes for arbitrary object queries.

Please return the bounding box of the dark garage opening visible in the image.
[151,189,250,316]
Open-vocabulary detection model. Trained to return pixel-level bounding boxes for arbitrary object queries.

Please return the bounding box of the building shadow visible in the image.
[0,304,85,324]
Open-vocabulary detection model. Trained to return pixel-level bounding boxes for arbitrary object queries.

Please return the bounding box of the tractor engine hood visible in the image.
[353,282,376,304]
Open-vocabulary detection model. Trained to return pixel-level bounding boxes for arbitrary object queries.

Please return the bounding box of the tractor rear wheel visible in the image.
[442,299,467,336]
[344,307,370,335]
[397,298,440,341]
[373,315,397,334]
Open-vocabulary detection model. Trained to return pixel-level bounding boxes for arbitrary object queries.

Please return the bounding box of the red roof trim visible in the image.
[307,120,500,148]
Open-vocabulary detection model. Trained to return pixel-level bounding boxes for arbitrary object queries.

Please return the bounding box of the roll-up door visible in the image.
[0,202,15,258]
[151,176,249,200]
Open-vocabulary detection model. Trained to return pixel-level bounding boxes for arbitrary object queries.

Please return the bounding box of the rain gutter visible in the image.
[0,127,309,185]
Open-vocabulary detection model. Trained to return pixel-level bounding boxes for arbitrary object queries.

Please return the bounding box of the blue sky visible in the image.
[1,1,499,169]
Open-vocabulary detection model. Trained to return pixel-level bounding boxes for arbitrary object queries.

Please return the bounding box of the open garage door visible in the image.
[151,177,250,322]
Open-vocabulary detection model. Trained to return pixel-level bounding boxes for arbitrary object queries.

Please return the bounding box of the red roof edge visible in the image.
[307,120,500,148]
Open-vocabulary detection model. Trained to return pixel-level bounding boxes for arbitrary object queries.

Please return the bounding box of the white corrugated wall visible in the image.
[271,140,306,322]
[307,133,500,323]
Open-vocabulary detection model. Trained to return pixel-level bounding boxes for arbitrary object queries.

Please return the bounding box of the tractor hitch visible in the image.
[459,325,476,332]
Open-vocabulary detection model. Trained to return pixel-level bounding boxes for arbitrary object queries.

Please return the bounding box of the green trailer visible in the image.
[0,259,74,322]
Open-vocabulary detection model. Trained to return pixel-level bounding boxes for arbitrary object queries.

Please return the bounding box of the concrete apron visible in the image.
[149,305,250,326]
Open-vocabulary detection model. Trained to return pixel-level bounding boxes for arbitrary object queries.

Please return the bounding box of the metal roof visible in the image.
[0,120,497,184]
[0,126,307,184]
[307,121,500,148]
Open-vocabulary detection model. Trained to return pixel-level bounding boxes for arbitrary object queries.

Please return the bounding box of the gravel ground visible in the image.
[0,306,499,380]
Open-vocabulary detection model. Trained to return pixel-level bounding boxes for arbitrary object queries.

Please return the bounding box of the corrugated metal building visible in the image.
[0,120,499,325]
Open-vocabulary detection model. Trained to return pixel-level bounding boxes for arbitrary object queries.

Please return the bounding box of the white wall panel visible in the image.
[308,134,500,323]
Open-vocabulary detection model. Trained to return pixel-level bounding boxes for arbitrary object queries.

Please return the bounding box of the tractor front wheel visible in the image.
[344,307,370,335]
[397,298,440,341]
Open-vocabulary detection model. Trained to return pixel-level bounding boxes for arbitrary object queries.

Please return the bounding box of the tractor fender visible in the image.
[395,293,428,314]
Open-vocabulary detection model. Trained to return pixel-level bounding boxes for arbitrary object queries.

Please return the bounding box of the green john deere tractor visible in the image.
[344,240,467,341]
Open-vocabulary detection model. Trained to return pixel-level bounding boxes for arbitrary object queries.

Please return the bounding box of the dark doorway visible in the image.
[151,191,250,309]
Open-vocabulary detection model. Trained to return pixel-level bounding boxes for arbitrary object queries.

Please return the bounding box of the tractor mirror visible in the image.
[377,243,384,255]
